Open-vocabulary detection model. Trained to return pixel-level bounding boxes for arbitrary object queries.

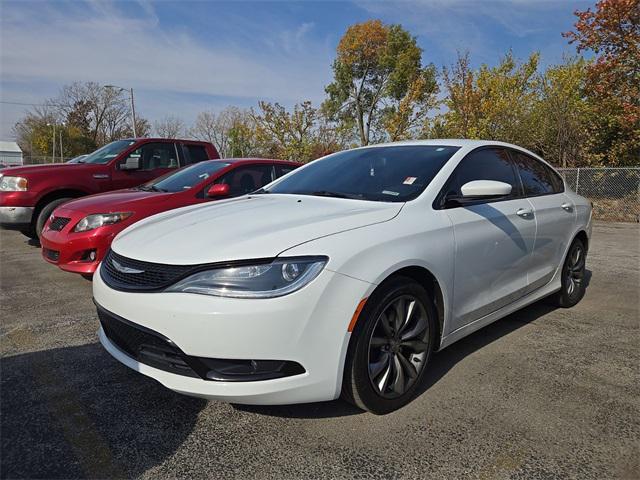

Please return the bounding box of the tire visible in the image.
[341,275,437,415]
[551,238,587,308]
[35,198,73,239]
[18,225,38,240]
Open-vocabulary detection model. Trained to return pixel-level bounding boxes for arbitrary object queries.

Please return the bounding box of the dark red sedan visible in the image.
[40,158,300,275]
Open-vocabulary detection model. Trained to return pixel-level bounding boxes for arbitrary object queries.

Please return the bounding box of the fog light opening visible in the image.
[200,358,305,382]
[80,249,97,262]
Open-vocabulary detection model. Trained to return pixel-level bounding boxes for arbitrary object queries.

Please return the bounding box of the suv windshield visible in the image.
[142,161,231,193]
[266,145,460,202]
[82,140,136,164]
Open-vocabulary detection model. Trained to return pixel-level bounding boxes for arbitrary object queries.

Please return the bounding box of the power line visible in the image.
[0,101,64,107]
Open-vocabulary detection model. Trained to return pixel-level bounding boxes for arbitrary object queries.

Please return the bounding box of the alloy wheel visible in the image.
[367,295,430,398]
[565,243,585,298]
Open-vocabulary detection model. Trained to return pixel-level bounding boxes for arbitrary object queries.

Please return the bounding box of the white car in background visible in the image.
[93,140,592,414]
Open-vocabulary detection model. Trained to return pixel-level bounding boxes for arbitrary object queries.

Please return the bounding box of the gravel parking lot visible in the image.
[1,222,638,479]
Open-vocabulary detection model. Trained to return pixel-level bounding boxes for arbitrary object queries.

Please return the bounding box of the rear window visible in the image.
[182,145,211,165]
[512,151,563,196]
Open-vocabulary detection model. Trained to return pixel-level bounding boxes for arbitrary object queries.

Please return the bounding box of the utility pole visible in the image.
[48,122,56,163]
[130,88,137,138]
[105,85,138,138]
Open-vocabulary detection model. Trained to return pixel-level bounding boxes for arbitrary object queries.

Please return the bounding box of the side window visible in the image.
[216,165,274,196]
[275,165,298,178]
[182,144,210,165]
[442,148,518,205]
[512,151,560,196]
[128,142,178,170]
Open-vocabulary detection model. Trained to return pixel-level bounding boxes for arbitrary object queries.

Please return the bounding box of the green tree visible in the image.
[436,51,540,147]
[252,101,346,162]
[323,20,438,145]
[531,57,592,167]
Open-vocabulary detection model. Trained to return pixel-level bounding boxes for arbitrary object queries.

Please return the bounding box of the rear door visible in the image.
[440,147,536,333]
[510,150,574,292]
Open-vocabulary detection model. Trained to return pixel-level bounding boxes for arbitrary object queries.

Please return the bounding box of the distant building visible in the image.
[0,141,23,166]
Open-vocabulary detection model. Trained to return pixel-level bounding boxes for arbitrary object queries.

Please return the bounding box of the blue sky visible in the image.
[0,0,593,139]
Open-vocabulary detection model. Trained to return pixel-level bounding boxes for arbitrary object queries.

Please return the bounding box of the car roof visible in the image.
[364,139,526,149]
[218,158,301,166]
[121,138,213,144]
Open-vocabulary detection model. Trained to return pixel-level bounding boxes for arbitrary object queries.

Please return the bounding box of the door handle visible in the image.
[516,208,533,218]
[561,203,574,212]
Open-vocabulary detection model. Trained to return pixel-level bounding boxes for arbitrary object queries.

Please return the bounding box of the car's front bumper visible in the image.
[40,226,112,274]
[93,263,373,404]
[0,206,34,227]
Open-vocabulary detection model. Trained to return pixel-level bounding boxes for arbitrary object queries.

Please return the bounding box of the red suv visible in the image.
[0,138,218,240]
[40,159,300,275]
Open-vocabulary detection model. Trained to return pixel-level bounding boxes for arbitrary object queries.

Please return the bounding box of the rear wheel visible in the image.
[342,276,437,414]
[552,238,587,308]
[35,198,72,239]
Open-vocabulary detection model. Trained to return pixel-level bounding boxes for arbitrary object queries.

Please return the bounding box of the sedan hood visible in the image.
[112,194,403,264]
[61,189,175,214]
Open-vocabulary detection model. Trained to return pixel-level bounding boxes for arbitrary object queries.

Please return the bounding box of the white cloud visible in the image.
[0,1,333,138]
[355,0,587,64]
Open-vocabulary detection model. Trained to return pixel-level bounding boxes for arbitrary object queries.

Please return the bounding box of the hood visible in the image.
[112,194,403,264]
[60,189,175,214]
[0,163,92,176]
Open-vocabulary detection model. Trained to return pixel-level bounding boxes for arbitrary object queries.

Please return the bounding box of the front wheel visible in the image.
[342,276,437,414]
[552,238,587,308]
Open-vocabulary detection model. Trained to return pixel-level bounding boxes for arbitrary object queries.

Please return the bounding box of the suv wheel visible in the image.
[342,276,437,414]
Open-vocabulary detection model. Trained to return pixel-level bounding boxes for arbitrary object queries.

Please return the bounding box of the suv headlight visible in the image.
[74,212,132,232]
[166,256,328,298]
[0,176,28,191]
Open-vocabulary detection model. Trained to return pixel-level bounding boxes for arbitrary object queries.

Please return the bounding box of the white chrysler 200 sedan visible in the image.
[93,140,592,414]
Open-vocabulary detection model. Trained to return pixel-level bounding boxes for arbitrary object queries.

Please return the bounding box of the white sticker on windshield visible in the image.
[382,190,400,196]
[403,177,417,185]
[436,147,445,151]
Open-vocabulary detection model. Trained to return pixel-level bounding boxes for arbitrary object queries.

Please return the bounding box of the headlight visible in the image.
[166,256,328,298]
[73,212,132,232]
[0,176,28,191]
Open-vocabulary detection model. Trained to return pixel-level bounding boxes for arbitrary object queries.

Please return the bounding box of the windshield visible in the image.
[266,145,460,202]
[81,140,136,164]
[142,161,231,193]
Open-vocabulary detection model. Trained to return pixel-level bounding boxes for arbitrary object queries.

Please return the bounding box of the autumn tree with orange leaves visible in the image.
[564,0,640,165]
[323,20,438,145]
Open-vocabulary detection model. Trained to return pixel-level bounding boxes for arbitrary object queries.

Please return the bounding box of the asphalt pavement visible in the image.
[1,222,638,479]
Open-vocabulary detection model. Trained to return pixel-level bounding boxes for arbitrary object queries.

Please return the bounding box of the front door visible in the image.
[111,142,180,190]
[441,148,536,333]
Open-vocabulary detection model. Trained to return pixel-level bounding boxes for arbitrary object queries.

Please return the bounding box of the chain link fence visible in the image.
[20,155,75,164]
[558,167,640,222]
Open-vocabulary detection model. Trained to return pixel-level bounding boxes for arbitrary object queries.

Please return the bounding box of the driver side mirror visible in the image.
[207,183,230,198]
[460,180,512,198]
[444,180,512,207]
[120,155,141,171]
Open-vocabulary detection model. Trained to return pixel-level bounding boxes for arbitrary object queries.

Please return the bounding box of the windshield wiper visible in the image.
[306,190,362,200]
[252,188,270,194]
